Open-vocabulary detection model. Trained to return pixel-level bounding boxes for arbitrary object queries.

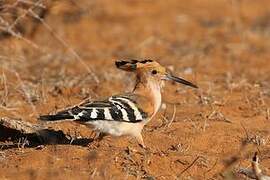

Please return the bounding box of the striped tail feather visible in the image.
[39,114,74,121]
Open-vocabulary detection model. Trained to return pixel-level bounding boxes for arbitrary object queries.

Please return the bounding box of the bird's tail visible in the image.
[39,112,74,121]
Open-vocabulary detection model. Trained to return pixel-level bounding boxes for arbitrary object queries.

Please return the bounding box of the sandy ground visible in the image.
[0,0,270,179]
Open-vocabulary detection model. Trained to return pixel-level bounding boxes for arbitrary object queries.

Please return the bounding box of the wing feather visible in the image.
[54,94,150,123]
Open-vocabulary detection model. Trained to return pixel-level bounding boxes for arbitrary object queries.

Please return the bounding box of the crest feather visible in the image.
[115,59,154,71]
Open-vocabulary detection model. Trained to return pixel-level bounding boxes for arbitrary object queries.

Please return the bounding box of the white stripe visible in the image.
[120,109,129,121]
[109,97,129,121]
[104,108,112,120]
[73,111,84,120]
[91,108,98,118]
[115,97,143,120]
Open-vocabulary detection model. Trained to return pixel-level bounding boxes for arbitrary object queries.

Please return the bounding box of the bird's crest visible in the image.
[115,59,165,72]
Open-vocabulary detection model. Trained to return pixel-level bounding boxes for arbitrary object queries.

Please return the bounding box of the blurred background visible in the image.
[0,0,270,179]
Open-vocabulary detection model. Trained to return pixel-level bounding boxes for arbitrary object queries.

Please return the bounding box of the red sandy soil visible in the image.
[0,0,270,179]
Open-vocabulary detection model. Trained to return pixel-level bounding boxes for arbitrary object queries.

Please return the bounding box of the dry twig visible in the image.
[178,156,202,177]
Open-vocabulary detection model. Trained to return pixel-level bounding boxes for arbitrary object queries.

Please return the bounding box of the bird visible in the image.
[39,59,198,148]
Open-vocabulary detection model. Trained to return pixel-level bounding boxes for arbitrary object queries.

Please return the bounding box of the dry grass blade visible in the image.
[0,71,8,106]
[14,71,38,117]
[0,1,42,49]
[28,9,99,84]
[178,156,202,177]
[1,0,99,82]
[208,110,232,123]
[0,16,39,48]
[17,0,46,8]
[167,104,176,128]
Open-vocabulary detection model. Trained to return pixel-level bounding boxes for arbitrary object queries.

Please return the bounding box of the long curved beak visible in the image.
[166,74,198,88]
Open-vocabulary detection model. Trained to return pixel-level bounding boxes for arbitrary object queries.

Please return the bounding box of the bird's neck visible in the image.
[133,74,162,116]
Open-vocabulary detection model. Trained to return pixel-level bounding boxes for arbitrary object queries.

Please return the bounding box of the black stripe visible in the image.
[83,101,112,108]
[110,106,122,120]
[112,98,136,122]
[116,96,148,119]
[39,114,73,121]
[116,96,137,104]
[138,108,148,119]
[115,60,128,68]
[97,109,105,119]
[71,106,83,115]
[141,59,153,64]
[130,59,139,64]
[111,100,125,109]
[77,109,92,121]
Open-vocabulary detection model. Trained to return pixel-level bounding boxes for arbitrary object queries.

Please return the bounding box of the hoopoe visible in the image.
[39,60,198,147]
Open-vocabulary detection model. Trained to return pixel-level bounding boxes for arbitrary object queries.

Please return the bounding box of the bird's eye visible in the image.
[151,70,157,75]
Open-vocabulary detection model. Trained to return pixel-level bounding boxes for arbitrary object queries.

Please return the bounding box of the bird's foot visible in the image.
[88,132,108,149]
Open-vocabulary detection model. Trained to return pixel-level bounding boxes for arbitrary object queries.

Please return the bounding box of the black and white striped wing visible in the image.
[63,96,148,123]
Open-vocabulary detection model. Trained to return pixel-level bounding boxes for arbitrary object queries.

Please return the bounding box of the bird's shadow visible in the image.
[0,124,92,150]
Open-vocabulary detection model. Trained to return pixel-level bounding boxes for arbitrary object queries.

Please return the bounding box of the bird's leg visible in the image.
[95,131,106,141]
[127,133,154,156]
[88,131,107,148]
[135,133,146,149]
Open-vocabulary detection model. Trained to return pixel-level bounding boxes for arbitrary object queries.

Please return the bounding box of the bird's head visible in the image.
[115,59,198,88]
